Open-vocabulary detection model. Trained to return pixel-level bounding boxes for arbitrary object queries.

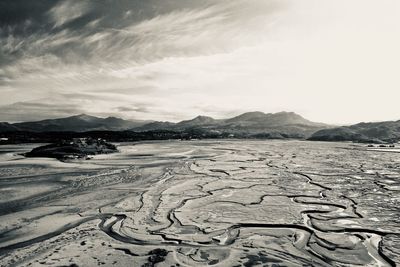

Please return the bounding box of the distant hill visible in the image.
[0,114,150,132]
[309,120,400,143]
[0,111,332,139]
[176,115,218,128]
[132,121,176,132]
[133,111,330,139]
[225,111,320,126]
[224,111,326,127]
[0,122,20,132]
[2,112,399,143]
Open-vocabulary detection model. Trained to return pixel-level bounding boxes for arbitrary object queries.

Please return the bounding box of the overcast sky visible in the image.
[0,0,399,123]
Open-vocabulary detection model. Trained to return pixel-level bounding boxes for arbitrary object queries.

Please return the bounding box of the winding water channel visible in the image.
[0,140,399,266]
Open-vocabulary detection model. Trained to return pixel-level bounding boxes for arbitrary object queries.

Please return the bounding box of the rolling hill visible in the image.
[309,120,400,143]
[133,111,330,138]
[0,114,150,132]
[0,111,330,139]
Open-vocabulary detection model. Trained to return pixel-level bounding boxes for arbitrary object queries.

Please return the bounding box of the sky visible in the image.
[0,0,399,124]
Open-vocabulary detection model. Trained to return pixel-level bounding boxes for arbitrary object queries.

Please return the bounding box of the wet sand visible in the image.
[0,140,399,266]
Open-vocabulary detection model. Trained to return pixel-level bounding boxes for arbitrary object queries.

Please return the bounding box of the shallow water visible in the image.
[0,140,399,266]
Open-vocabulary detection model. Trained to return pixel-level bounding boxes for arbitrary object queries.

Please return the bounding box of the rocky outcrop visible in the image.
[25,138,117,160]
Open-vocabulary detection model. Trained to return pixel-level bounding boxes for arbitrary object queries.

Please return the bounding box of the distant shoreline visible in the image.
[1,130,398,146]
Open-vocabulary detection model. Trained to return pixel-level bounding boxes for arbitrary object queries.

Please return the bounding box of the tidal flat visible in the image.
[0,140,399,267]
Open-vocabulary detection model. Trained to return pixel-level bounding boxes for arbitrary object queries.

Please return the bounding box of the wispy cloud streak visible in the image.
[1,0,400,123]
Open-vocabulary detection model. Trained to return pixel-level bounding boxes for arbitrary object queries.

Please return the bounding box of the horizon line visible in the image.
[2,111,400,126]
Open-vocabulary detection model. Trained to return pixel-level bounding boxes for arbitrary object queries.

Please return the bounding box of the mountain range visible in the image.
[1,112,399,143]
[7,114,150,132]
[309,120,400,143]
[0,112,329,139]
[134,112,329,138]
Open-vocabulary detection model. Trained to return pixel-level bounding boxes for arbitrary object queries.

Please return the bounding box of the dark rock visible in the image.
[25,138,117,160]
[146,248,169,266]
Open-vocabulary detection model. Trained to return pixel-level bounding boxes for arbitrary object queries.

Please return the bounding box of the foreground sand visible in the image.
[0,140,399,266]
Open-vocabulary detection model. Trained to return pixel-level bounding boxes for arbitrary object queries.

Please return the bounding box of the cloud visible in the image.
[0,1,281,106]
[1,0,400,124]
[0,101,84,122]
[116,106,149,113]
[48,0,92,28]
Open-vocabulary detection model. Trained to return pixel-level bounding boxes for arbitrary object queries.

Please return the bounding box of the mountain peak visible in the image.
[239,111,266,116]
[275,111,295,115]
[227,111,266,122]
[104,116,123,121]
[226,111,320,127]
[192,115,215,121]
[176,115,216,127]
[72,114,98,120]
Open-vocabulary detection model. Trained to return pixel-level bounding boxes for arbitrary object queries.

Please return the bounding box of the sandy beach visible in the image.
[0,140,399,266]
